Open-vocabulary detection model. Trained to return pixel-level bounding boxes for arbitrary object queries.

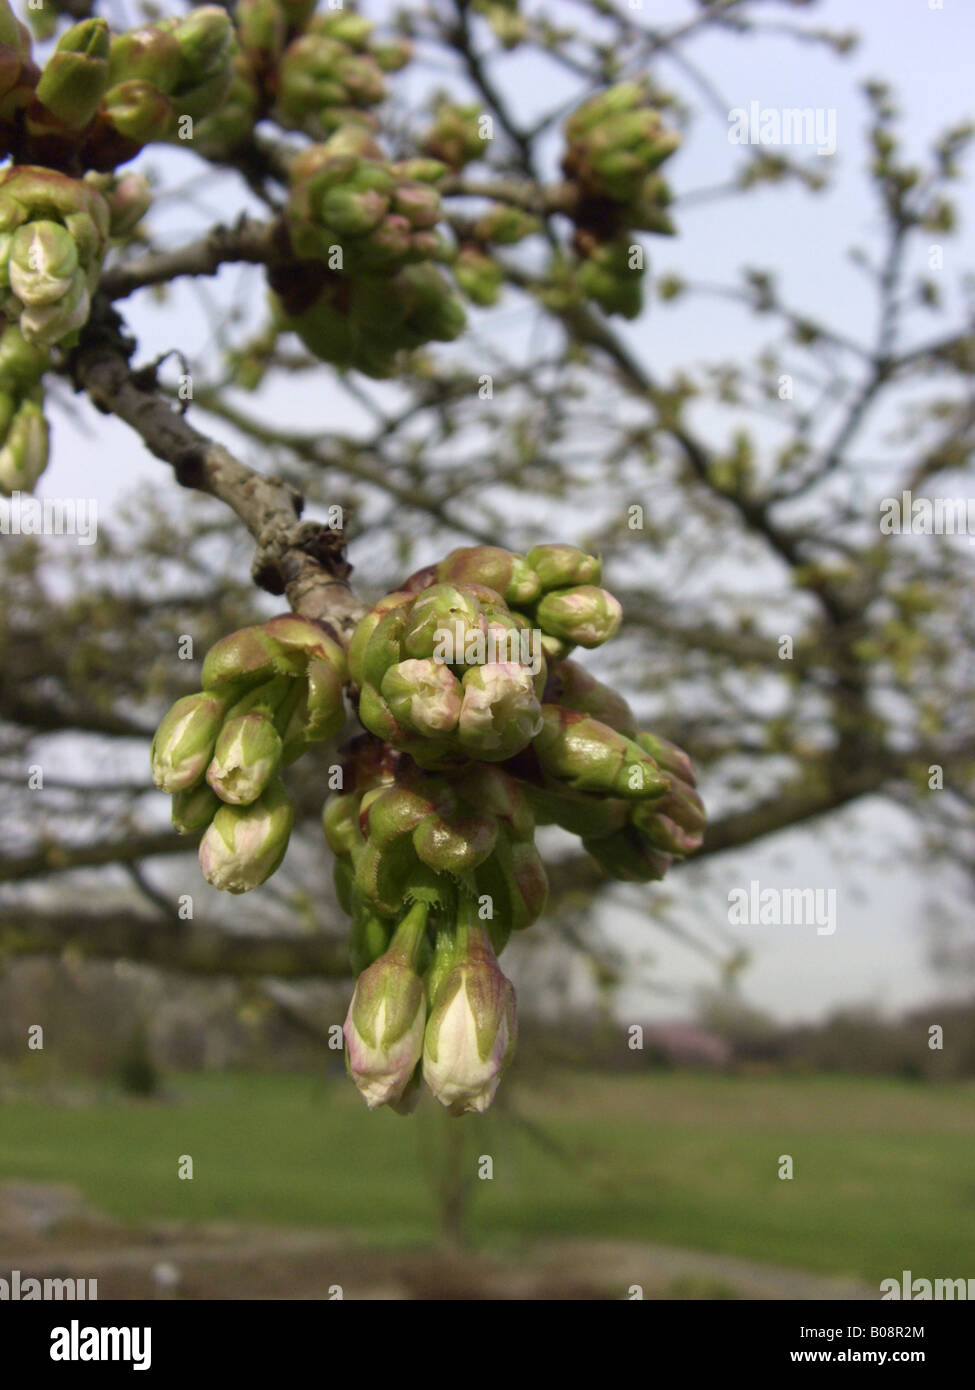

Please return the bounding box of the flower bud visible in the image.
[436,545,541,607]
[101,78,172,143]
[0,397,48,494]
[630,781,706,857]
[34,18,109,130]
[533,705,669,798]
[150,692,228,794]
[583,826,672,883]
[536,585,623,648]
[381,658,462,737]
[457,662,543,761]
[171,782,220,835]
[544,658,637,736]
[198,778,295,893]
[8,220,78,306]
[634,730,697,787]
[423,916,516,1115]
[526,543,601,590]
[403,583,487,661]
[206,709,283,805]
[344,901,429,1109]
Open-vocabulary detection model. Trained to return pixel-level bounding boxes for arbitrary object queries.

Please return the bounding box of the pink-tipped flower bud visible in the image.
[150,691,228,794]
[422,917,516,1115]
[457,662,543,761]
[343,901,429,1110]
[381,658,462,737]
[198,778,294,893]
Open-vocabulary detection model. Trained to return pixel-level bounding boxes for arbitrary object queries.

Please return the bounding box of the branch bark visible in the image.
[67,300,366,643]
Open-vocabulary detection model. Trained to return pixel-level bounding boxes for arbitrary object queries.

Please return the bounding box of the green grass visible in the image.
[1,1068,972,1281]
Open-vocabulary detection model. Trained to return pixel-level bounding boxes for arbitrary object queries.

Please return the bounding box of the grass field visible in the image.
[1,1068,972,1282]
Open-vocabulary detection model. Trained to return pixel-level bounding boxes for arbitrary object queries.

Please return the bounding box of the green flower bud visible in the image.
[453,245,503,306]
[17,267,90,348]
[302,656,347,742]
[536,585,623,648]
[533,705,669,799]
[526,543,601,590]
[0,396,48,494]
[8,219,78,306]
[107,28,184,91]
[323,791,365,860]
[403,583,488,661]
[86,171,152,238]
[171,782,221,835]
[634,730,697,787]
[206,709,283,805]
[392,158,448,184]
[0,322,47,392]
[583,825,672,882]
[198,777,295,893]
[544,658,637,736]
[630,779,706,856]
[101,79,173,143]
[436,546,541,606]
[347,592,413,688]
[577,240,644,320]
[151,692,229,794]
[35,17,109,131]
[412,802,498,876]
[472,205,541,245]
[236,0,288,61]
[457,662,543,761]
[524,783,628,839]
[171,6,233,84]
[381,658,463,737]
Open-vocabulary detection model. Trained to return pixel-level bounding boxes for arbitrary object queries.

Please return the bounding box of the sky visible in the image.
[13,0,975,1023]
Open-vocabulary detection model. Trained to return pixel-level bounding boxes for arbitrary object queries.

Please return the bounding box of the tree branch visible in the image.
[66,301,366,642]
[0,908,353,980]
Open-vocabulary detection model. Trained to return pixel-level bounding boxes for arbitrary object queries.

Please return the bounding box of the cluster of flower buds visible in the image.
[269,126,463,376]
[0,165,110,349]
[150,615,347,893]
[342,893,517,1115]
[0,321,48,494]
[96,7,234,155]
[327,743,531,1113]
[562,83,679,222]
[347,578,545,768]
[557,83,679,319]
[272,6,409,140]
[421,98,489,170]
[2,4,234,170]
[286,128,446,275]
[161,543,703,1117]
[521,660,705,882]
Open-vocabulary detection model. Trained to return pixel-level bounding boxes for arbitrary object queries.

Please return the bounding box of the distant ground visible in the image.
[0,1069,971,1297]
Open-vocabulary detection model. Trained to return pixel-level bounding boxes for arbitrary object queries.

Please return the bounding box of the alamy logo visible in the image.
[431,622,542,675]
[50,1320,151,1371]
[879,491,975,540]
[881,1271,975,1299]
[728,880,837,936]
[0,491,98,546]
[727,102,837,156]
[0,1269,97,1300]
